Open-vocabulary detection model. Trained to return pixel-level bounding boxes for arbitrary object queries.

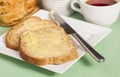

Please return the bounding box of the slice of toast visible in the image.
[19,26,79,65]
[6,16,57,50]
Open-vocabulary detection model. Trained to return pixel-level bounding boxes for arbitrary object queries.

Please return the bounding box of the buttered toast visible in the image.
[19,26,78,65]
[6,16,57,50]
[6,16,79,65]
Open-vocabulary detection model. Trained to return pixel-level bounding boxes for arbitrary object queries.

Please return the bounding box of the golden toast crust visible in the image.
[20,47,78,65]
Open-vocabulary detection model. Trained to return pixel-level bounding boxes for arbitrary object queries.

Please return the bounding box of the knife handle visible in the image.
[72,33,105,62]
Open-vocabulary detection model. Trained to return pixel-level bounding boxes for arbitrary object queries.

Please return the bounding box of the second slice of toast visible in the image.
[6,16,57,50]
[19,26,79,65]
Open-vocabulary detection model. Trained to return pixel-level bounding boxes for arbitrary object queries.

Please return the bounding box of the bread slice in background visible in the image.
[6,16,57,50]
[0,0,39,26]
[19,26,79,65]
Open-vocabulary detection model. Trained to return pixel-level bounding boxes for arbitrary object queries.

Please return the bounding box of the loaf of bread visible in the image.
[19,26,79,65]
[0,0,39,26]
[6,16,57,50]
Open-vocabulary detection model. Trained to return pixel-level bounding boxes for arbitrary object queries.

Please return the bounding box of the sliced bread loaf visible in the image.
[0,0,39,26]
[19,26,79,65]
[6,16,57,50]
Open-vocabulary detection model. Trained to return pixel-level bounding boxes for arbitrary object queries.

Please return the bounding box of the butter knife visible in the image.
[50,10,105,62]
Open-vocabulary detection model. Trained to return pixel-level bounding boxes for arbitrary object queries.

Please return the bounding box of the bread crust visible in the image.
[6,27,18,50]
[19,27,79,65]
[20,47,78,65]
[0,0,39,26]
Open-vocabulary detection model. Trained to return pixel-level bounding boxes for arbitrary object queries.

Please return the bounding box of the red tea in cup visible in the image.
[86,0,117,6]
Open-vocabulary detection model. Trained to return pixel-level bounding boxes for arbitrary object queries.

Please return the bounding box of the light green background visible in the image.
[0,2,120,77]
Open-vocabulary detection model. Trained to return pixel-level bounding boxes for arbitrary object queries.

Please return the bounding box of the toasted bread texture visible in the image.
[0,0,39,26]
[19,26,79,65]
[6,16,57,50]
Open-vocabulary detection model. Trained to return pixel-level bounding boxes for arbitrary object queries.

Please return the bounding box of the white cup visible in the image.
[71,0,120,26]
[41,0,74,16]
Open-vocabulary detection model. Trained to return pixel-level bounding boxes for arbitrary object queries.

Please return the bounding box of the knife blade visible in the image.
[50,10,105,62]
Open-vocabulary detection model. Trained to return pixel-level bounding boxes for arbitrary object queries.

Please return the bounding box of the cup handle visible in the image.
[71,0,82,14]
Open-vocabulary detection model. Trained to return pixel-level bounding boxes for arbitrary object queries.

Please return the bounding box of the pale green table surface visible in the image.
[0,6,120,77]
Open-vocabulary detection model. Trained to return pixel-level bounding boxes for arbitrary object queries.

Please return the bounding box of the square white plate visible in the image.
[0,10,112,74]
